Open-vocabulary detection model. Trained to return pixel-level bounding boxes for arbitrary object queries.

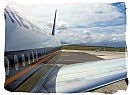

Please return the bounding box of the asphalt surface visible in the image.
[56,51,104,66]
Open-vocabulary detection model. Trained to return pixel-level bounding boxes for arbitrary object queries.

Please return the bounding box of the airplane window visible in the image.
[14,55,19,71]
[27,53,31,65]
[33,25,40,32]
[17,15,29,29]
[5,10,15,23]
[29,22,35,31]
[11,12,22,26]
[45,49,47,54]
[22,20,30,29]
[22,54,25,67]
[42,50,45,55]
[32,52,35,62]
[41,51,43,56]
[17,15,24,24]
[35,51,38,61]
[4,57,10,76]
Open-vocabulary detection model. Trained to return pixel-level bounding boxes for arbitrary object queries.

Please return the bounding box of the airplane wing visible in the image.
[55,58,127,92]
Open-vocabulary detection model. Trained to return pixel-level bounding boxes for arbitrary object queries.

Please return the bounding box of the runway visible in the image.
[56,51,103,66]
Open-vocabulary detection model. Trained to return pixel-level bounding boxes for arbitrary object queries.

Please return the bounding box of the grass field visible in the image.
[62,45,126,52]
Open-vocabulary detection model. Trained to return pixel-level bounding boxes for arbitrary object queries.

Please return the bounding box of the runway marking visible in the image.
[5,51,60,86]
[61,53,78,56]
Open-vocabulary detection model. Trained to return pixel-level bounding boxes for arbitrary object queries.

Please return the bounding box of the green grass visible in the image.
[62,45,126,52]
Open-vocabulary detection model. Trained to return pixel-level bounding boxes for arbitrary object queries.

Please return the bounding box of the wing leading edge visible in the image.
[56,58,127,93]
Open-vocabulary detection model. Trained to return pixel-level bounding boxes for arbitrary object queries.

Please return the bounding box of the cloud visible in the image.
[47,21,68,30]
[8,2,126,47]
[56,24,126,44]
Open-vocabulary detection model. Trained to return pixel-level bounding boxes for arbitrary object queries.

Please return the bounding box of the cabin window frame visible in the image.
[5,9,15,23]
[14,55,19,71]
[32,52,35,63]
[35,51,38,61]
[41,51,43,56]
[18,16,30,29]
[22,54,26,67]
[12,13,23,26]
[27,53,31,65]
[5,57,10,76]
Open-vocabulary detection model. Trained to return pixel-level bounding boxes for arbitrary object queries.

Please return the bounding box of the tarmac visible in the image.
[56,50,103,66]
[61,50,127,60]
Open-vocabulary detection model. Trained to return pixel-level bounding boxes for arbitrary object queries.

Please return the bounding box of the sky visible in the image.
[7,1,126,47]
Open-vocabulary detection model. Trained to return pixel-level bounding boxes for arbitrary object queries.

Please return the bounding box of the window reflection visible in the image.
[14,55,19,70]
[22,54,25,67]
[5,9,15,23]
[5,57,10,76]
[28,53,31,65]
[32,52,35,62]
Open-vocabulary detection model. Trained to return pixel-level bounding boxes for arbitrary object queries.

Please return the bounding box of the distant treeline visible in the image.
[62,45,127,52]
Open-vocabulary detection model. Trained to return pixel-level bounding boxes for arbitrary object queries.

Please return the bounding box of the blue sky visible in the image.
[9,2,126,47]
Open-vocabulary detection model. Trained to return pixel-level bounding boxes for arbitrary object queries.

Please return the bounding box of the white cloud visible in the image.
[47,21,68,30]
[7,2,126,46]
[10,3,123,27]
[56,24,126,44]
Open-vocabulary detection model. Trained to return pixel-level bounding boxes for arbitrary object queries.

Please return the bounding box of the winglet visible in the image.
[52,10,57,36]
